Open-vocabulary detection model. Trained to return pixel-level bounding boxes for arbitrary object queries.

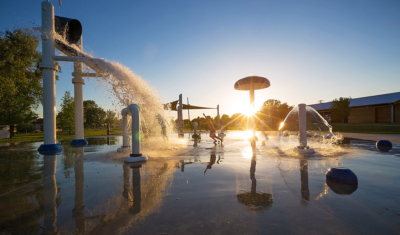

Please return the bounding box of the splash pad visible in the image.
[38,1,171,153]
[2,3,400,234]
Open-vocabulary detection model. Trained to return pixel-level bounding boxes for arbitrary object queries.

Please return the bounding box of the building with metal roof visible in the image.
[309,92,400,123]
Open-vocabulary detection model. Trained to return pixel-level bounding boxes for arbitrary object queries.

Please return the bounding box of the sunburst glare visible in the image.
[243,105,255,116]
[243,130,253,139]
[241,146,254,159]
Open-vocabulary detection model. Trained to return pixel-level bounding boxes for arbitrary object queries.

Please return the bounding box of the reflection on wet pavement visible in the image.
[236,155,273,211]
[0,133,400,234]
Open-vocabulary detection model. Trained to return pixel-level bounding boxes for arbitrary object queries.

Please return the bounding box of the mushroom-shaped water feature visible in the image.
[234,76,270,147]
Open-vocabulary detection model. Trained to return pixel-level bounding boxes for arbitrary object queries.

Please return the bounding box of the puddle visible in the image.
[0,132,399,234]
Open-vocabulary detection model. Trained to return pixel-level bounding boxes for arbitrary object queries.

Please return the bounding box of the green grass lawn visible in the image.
[0,128,122,144]
[331,123,400,134]
[3,123,399,144]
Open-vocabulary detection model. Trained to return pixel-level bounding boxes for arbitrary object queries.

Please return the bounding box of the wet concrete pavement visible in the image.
[0,133,400,234]
[341,133,400,144]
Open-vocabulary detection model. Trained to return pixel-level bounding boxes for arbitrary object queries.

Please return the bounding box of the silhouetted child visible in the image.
[203,113,222,144]
[204,153,217,175]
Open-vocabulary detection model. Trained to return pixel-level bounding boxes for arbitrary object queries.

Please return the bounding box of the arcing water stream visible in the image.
[54,35,173,140]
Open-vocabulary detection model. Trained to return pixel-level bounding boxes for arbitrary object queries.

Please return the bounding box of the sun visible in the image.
[243,130,253,139]
[242,105,255,117]
[233,96,257,117]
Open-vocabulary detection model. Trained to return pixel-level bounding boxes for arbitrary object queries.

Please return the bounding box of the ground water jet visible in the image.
[277,103,341,153]
[296,103,315,154]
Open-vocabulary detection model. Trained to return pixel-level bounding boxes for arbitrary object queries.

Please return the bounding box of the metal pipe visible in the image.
[40,1,57,145]
[121,108,130,148]
[81,73,100,77]
[52,56,104,76]
[127,104,141,155]
[73,37,85,141]
[41,55,102,77]
[53,55,85,62]
[178,94,184,138]
[124,104,147,162]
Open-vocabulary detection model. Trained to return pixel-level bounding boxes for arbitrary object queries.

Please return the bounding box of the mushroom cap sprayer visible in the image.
[234,76,270,147]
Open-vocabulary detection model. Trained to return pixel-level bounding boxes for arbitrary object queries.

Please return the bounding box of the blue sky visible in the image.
[1,0,399,119]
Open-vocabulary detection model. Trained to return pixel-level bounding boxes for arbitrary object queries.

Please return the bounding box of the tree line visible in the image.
[0,29,118,138]
[57,91,118,135]
[0,29,62,138]
[182,97,352,131]
[181,99,294,131]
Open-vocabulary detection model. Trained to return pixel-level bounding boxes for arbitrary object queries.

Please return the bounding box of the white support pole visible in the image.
[38,1,62,152]
[295,104,315,154]
[118,108,131,152]
[130,104,140,155]
[249,88,255,108]
[178,94,184,138]
[298,103,307,148]
[217,105,220,130]
[125,104,147,162]
[73,37,85,140]
[122,110,130,147]
[249,87,256,140]
[41,1,56,145]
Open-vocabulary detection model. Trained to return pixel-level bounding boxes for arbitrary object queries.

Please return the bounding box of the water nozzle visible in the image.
[55,16,82,44]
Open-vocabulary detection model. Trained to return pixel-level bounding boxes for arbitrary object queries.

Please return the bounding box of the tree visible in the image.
[221,114,230,130]
[83,100,106,128]
[259,99,293,130]
[0,29,61,138]
[0,29,42,138]
[104,110,118,130]
[230,113,244,129]
[330,97,351,123]
[57,91,75,135]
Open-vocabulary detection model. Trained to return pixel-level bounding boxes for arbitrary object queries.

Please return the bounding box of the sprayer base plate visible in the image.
[124,155,148,163]
[117,147,131,152]
[37,143,63,155]
[294,147,315,154]
[70,139,88,147]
